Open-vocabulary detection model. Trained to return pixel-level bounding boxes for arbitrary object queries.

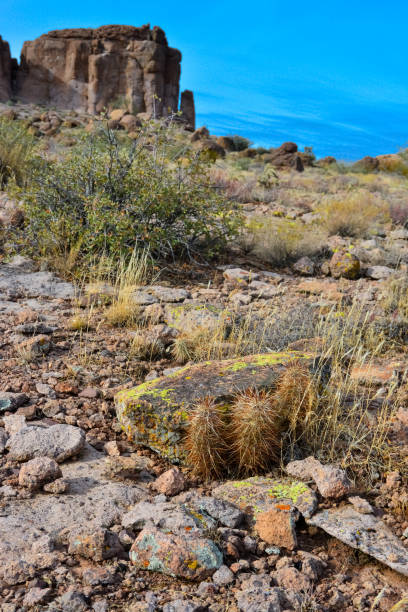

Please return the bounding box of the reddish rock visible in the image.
[255,504,297,550]
[130,526,223,580]
[180,89,195,131]
[18,456,62,491]
[79,387,99,399]
[264,142,304,172]
[0,36,12,101]
[16,335,51,356]
[273,566,311,592]
[15,25,185,118]
[153,468,186,496]
[68,528,123,561]
[286,456,352,499]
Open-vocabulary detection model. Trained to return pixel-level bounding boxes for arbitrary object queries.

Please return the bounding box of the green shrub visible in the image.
[0,118,36,188]
[226,134,253,151]
[16,119,240,266]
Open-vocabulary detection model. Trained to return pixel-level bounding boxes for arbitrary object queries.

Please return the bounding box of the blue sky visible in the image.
[2,0,408,159]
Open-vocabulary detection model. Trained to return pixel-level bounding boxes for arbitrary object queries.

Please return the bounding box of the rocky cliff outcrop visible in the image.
[15,25,181,116]
[0,36,12,101]
[0,25,194,121]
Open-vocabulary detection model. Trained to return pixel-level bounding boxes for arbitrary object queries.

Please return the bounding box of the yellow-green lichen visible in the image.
[268,481,310,503]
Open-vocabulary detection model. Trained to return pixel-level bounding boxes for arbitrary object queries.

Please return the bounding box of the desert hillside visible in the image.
[0,23,408,612]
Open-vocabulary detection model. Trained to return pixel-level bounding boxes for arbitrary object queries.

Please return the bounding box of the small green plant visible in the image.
[16,117,240,270]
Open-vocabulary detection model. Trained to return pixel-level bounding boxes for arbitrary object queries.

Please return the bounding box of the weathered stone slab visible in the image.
[164,302,223,332]
[0,444,146,585]
[115,351,317,462]
[308,505,408,576]
[213,476,317,521]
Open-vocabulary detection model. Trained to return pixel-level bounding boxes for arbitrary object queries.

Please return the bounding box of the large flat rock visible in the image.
[0,262,75,299]
[308,505,408,576]
[115,351,317,462]
[0,444,146,585]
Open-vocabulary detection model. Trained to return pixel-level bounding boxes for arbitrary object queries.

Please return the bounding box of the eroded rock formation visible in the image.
[0,36,12,101]
[0,25,195,120]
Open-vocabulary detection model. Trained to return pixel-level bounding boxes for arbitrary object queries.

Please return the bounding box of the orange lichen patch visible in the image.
[276,504,291,511]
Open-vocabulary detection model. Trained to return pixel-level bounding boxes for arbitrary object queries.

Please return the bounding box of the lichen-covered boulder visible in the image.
[130,526,223,579]
[115,351,317,462]
[164,303,223,333]
[212,476,317,520]
[329,250,360,279]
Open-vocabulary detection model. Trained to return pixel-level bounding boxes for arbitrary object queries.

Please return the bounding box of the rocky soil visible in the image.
[1,227,408,611]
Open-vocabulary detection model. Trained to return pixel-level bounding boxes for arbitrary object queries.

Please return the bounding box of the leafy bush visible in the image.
[226,134,253,151]
[16,119,240,266]
[317,191,389,237]
[243,215,327,265]
[0,118,36,188]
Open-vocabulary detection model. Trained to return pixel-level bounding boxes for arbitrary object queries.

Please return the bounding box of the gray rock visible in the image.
[0,392,28,412]
[130,290,158,305]
[235,574,301,612]
[6,424,85,462]
[3,414,27,436]
[189,496,245,528]
[23,587,52,607]
[286,456,352,499]
[150,286,191,303]
[0,444,146,584]
[58,589,88,612]
[35,383,56,398]
[212,564,234,586]
[308,504,408,576]
[163,600,203,612]
[121,500,215,532]
[365,265,394,280]
[0,263,75,299]
[15,322,55,334]
[293,256,315,276]
[93,600,109,612]
[223,268,259,282]
[0,428,8,453]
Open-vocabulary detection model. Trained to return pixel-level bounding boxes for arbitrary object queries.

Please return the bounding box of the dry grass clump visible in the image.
[171,328,215,363]
[317,191,389,237]
[105,299,140,327]
[243,215,327,265]
[184,397,229,480]
[130,332,165,361]
[211,167,257,203]
[0,117,36,188]
[68,314,90,331]
[104,250,151,327]
[230,388,282,475]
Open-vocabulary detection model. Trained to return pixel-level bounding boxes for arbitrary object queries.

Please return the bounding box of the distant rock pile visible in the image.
[0,25,195,128]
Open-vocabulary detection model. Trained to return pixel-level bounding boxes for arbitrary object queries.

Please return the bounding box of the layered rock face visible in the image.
[13,25,184,117]
[0,36,12,101]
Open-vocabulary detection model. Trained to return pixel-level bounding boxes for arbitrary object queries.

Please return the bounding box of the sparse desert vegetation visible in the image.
[1,100,408,610]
